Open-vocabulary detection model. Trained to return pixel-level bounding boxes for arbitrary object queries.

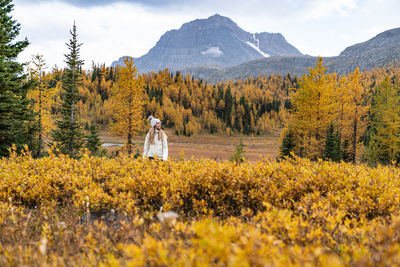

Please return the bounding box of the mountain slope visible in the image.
[205,28,400,82]
[111,14,302,72]
[338,27,400,71]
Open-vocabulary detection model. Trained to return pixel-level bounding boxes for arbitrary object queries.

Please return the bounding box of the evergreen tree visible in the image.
[230,139,246,163]
[365,77,400,165]
[341,139,352,162]
[51,22,84,158]
[279,129,295,158]
[323,123,341,162]
[224,86,233,125]
[85,124,102,156]
[0,0,36,157]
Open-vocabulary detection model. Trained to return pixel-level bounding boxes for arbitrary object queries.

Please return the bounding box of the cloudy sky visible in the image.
[13,0,400,69]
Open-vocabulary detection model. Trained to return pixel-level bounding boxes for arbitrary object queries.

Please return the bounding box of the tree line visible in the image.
[280,57,400,166]
[69,64,296,136]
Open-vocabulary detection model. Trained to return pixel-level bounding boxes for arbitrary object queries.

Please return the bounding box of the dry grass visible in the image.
[99,129,281,161]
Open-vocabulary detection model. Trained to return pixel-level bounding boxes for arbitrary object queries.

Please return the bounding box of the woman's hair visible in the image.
[148,127,166,145]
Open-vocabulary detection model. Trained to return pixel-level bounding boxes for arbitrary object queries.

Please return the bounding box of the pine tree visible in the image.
[230,139,246,163]
[0,0,36,157]
[224,86,233,125]
[279,128,295,158]
[365,76,400,165]
[323,123,341,162]
[340,139,352,162]
[51,22,84,158]
[85,124,102,156]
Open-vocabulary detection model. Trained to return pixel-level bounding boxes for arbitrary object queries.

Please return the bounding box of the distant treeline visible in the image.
[59,62,398,138]
[279,58,400,166]
[71,65,297,136]
[26,56,400,165]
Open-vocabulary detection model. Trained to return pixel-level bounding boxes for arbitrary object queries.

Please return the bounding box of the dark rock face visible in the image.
[111,14,302,72]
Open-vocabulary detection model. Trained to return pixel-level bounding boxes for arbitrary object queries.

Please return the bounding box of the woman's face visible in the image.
[155,122,161,130]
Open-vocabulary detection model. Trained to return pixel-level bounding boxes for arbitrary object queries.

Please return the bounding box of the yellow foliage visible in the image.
[290,57,338,159]
[2,152,400,265]
[27,55,57,145]
[335,68,369,162]
[109,57,145,154]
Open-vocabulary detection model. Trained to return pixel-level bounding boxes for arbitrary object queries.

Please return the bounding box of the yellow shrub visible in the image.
[1,153,400,265]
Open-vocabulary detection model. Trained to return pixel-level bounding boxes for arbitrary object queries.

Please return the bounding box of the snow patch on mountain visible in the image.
[253,33,260,48]
[246,41,269,58]
[201,46,223,57]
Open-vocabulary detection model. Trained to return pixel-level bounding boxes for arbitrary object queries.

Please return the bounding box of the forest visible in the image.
[22,53,400,165]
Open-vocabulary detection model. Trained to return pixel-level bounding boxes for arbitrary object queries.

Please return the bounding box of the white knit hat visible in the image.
[148,115,161,128]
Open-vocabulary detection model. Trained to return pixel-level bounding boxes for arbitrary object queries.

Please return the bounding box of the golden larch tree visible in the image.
[110,57,145,154]
[336,68,369,162]
[289,57,338,159]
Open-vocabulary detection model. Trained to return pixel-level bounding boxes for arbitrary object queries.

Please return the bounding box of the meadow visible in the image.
[1,149,400,266]
[99,129,281,161]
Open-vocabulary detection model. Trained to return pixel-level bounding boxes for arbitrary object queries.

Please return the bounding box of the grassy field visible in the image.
[99,129,282,161]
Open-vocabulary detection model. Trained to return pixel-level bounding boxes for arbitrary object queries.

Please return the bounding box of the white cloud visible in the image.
[14,0,192,68]
[302,0,358,20]
[11,0,400,68]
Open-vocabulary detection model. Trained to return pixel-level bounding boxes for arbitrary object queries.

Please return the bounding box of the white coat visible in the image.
[143,130,168,161]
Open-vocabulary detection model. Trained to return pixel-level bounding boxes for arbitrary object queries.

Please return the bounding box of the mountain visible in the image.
[206,56,320,82]
[205,28,400,83]
[111,14,302,72]
[338,27,400,70]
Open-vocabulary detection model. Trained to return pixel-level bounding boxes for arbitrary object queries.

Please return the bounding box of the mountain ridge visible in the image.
[196,27,400,83]
[112,15,400,83]
[111,14,302,72]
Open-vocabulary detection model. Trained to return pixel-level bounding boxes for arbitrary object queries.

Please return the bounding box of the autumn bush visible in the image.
[1,150,400,266]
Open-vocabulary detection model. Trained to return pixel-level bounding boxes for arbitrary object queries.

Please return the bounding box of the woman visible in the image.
[143,116,168,161]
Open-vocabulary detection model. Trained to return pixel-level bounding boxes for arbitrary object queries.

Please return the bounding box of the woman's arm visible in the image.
[162,135,168,161]
[143,133,149,158]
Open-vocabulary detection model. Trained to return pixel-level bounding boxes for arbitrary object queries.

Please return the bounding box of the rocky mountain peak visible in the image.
[112,14,302,72]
